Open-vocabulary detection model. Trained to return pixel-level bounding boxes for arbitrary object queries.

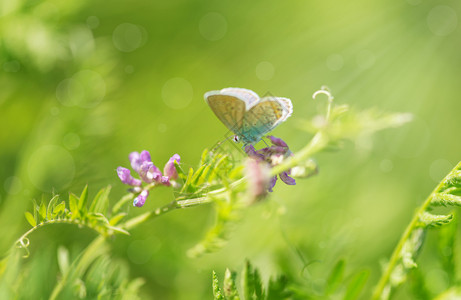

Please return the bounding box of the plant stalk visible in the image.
[372,161,461,299]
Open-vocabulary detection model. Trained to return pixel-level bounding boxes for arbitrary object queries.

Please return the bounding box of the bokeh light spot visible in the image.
[255,61,275,80]
[427,6,458,36]
[56,70,106,108]
[4,176,23,195]
[429,159,453,183]
[63,133,81,150]
[161,77,193,109]
[199,12,227,41]
[28,145,75,192]
[326,54,344,71]
[86,16,100,29]
[113,23,147,52]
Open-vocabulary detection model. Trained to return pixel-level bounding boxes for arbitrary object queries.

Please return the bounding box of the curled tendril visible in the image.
[16,237,31,258]
[312,85,334,102]
[312,86,334,122]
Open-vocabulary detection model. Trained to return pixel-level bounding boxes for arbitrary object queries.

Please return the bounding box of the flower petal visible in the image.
[160,176,171,187]
[280,171,296,185]
[129,150,152,172]
[129,152,141,172]
[117,167,142,186]
[268,176,277,192]
[164,154,180,179]
[138,161,162,183]
[267,136,288,148]
[133,189,149,207]
[245,145,265,160]
[140,150,151,163]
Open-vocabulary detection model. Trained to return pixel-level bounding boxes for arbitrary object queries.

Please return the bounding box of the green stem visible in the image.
[122,197,213,230]
[16,218,102,246]
[372,161,461,300]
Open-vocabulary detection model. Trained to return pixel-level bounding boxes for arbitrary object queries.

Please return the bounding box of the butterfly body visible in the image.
[205,88,293,145]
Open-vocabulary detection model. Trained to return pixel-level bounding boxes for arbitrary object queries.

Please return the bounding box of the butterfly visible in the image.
[204,87,293,145]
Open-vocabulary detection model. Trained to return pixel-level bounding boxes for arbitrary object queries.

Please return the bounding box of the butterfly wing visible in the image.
[220,88,259,107]
[241,97,293,144]
[204,91,246,136]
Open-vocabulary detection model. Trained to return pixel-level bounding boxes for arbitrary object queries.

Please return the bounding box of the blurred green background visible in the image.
[1,0,461,298]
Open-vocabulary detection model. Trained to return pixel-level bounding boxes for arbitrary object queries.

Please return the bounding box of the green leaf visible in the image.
[180,167,195,193]
[69,193,79,219]
[53,201,66,217]
[431,193,461,207]
[109,212,127,226]
[228,165,242,180]
[223,268,239,299]
[438,213,457,285]
[73,278,87,298]
[191,164,207,186]
[209,156,229,182]
[242,261,255,300]
[344,270,369,300]
[419,212,453,227]
[326,259,345,295]
[87,213,110,225]
[39,199,47,221]
[196,164,212,186]
[89,185,111,214]
[24,212,36,227]
[32,198,39,212]
[212,271,225,300]
[174,160,187,181]
[266,276,290,300]
[254,268,263,299]
[47,195,59,220]
[78,185,89,214]
[108,226,130,236]
[200,148,210,166]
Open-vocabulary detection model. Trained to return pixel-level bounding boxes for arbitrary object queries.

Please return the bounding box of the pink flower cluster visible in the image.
[117,150,180,207]
[245,136,295,193]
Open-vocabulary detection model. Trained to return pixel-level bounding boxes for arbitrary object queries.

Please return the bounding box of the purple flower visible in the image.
[138,161,162,183]
[164,154,180,179]
[267,136,288,148]
[129,150,151,173]
[160,176,171,186]
[280,171,296,185]
[244,136,296,192]
[117,150,182,207]
[117,167,142,186]
[133,190,149,207]
[268,176,277,193]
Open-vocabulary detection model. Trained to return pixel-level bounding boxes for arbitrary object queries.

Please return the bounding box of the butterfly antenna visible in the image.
[210,135,234,152]
[262,137,269,147]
